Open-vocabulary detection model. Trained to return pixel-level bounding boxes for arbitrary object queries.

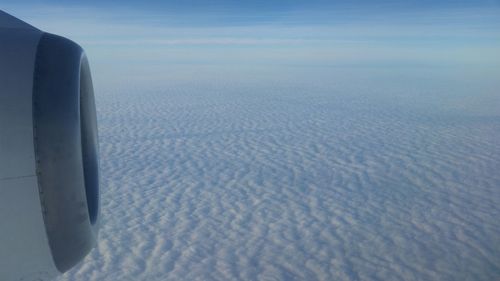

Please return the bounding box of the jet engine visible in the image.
[0,10,100,281]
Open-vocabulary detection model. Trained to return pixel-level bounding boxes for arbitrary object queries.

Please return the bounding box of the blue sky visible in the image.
[2,1,499,90]
[4,0,500,25]
[4,0,499,12]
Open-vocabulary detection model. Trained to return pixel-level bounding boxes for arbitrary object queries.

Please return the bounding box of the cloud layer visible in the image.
[54,67,500,281]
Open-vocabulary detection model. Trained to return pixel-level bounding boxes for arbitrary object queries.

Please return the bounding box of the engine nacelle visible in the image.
[0,10,100,280]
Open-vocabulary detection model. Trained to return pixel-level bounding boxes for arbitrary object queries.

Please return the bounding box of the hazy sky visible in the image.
[2,1,499,90]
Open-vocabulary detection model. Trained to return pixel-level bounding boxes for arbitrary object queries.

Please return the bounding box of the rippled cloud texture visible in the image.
[3,1,500,280]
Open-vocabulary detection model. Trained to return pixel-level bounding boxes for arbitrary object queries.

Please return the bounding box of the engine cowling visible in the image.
[0,10,100,281]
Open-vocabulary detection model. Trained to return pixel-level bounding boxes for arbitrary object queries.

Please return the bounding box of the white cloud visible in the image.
[51,66,500,281]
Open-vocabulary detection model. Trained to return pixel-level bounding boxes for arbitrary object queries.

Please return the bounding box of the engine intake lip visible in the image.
[32,32,100,273]
[80,55,99,226]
